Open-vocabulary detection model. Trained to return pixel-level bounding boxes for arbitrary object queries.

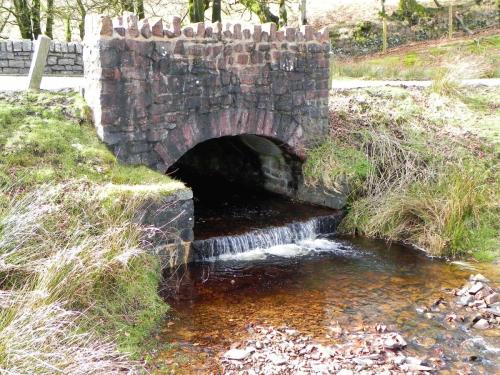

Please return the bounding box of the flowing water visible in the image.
[159,233,499,374]
[156,178,499,373]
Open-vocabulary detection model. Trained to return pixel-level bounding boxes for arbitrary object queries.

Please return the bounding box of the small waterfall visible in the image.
[192,214,343,261]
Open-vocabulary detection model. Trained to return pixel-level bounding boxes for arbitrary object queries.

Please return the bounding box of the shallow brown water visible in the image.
[158,237,499,374]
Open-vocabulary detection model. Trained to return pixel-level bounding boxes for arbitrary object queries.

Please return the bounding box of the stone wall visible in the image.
[83,13,331,173]
[0,40,83,75]
[134,187,195,267]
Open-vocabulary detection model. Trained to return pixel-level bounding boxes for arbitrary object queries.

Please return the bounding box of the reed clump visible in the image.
[304,87,499,260]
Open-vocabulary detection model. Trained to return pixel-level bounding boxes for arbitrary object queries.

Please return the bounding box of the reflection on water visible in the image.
[158,237,500,374]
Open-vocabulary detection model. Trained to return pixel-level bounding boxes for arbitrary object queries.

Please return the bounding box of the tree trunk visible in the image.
[120,0,134,12]
[136,0,145,19]
[31,0,41,39]
[239,0,279,24]
[300,0,307,25]
[212,0,221,22]
[45,0,54,39]
[189,0,205,22]
[13,0,33,39]
[448,4,453,39]
[279,0,287,27]
[76,0,86,40]
[381,0,387,52]
[65,16,71,42]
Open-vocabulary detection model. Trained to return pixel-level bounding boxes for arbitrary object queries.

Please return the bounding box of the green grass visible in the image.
[304,86,500,261]
[331,34,500,80]
[0,92,175,189]
[0,92,183,373]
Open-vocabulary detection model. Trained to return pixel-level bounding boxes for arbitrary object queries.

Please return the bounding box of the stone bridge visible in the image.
[83,13,341,209]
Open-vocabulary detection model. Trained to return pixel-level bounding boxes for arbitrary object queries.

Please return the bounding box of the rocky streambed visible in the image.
[222,324,434,374]
[158,238,500,374]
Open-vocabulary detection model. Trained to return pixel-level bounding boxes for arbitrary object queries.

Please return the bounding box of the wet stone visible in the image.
[469,282,484,294]
[473,319,489,330]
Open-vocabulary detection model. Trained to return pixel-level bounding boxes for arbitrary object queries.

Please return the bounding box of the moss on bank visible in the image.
[0,92,180,372]
[304,86,499,261]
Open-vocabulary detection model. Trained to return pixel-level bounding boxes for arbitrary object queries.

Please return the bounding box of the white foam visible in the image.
[266,244,309,258]
[208,238,352,262]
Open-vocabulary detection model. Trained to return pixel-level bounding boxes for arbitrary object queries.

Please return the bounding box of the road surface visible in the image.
[1,75,499,92]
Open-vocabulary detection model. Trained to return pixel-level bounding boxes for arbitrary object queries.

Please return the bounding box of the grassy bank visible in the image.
[331,34,500,80]
[0,92,181,372]
[304,86,499,261]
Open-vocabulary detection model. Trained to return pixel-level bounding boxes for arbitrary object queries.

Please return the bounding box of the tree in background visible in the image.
[45,0,54,38]
[6,0,36,39]
[212,0,221,22]
[380,0,388,52]
[299,0,307,25]
[397,0,430,25]
[188,0,207,22]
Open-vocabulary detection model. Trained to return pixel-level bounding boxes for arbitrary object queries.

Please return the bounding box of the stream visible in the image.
[156,180,499,374]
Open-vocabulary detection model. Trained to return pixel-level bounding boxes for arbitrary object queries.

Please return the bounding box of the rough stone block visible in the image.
[139,19,152,38]
[13,41,23,52]
[183,26,194,38]
[9,59,25,68]
[284,27,296,42]
[253,25,262,42]
[171,16,181,36]
[124,12,139,38]
[22,40,32,51]
[262,23,277,41]
[58,58,74,65]
[194,22,205,38]
[150,17,164,37]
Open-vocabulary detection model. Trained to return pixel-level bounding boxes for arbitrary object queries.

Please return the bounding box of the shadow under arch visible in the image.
[166,134,344,240]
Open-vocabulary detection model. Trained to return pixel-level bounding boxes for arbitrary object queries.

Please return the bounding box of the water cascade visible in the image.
[191,214,343,261]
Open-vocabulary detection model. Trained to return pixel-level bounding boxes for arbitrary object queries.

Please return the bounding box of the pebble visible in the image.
[470,274,489,283]
[268,353,286,365]
[393,356,406,365]
[405,356,422,365]
[485,292,499,305]
[336,370,354,375]
[457,294,474,306]
[224,348,252,360]
[353,358,373,367]
[473,319,489,330]
[383,334,407,349]
[469,282,484,294]
[221,324,427,374]
[403,363,434,371]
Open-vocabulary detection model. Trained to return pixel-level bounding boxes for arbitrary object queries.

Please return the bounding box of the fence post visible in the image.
[382,17,388,52]
[27,34,51,91]
[448,5,453,39]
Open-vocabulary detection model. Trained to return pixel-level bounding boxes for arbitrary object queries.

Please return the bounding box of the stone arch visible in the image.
[150,109,307,171]
[83,13,332,174]
[166,133,304,201]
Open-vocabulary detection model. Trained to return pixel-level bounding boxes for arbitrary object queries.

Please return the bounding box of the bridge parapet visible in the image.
[84,13,331,171]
